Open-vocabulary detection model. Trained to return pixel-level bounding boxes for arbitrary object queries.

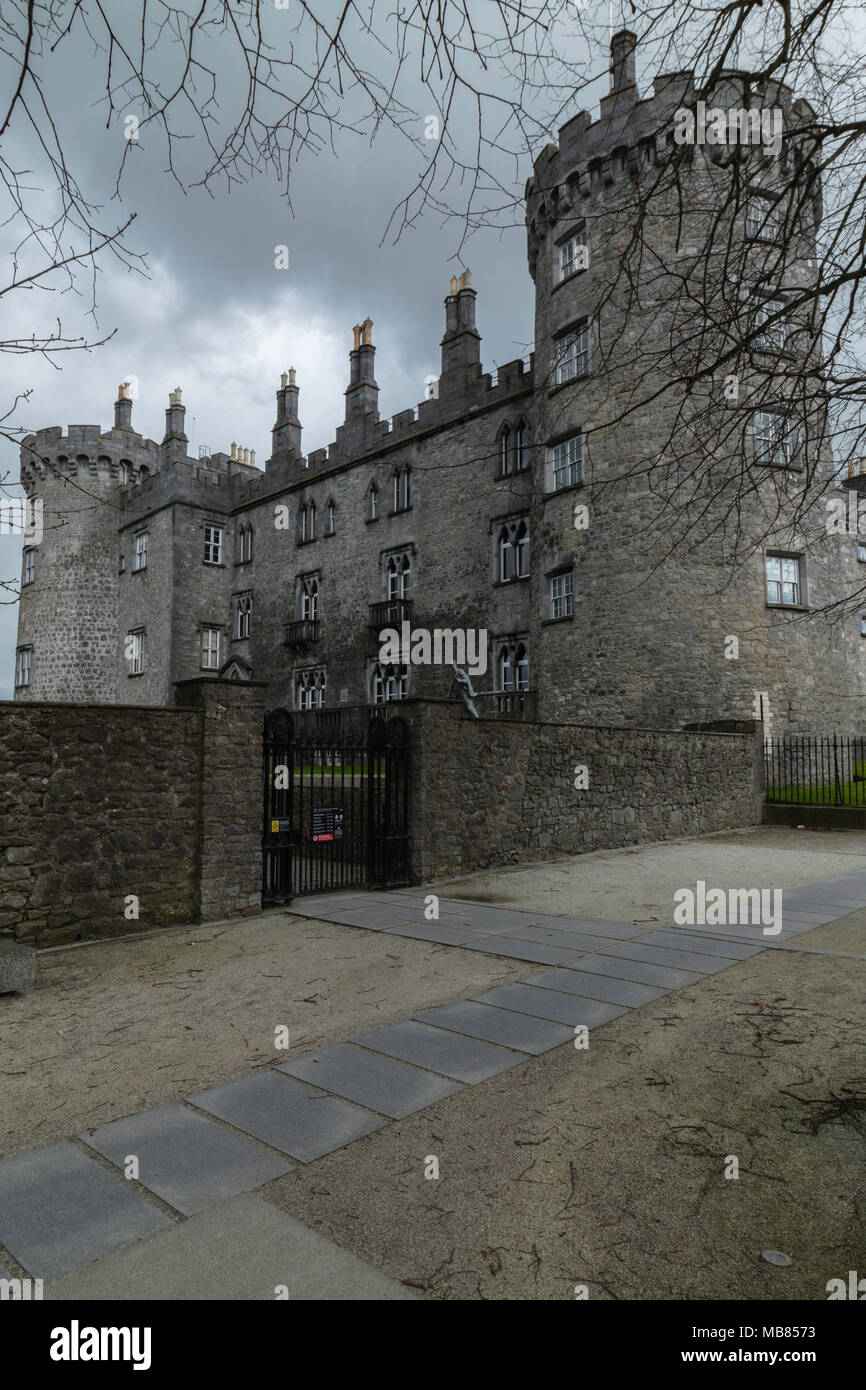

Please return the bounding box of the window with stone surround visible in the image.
[548,433,582,492]
[555,225,588,284]
[497,425,510,478]
[201,626,222,669]
[765,553,803,607]
[515,420,529,472]
[370,660,409,703]
[496,639,529,692]
[549,571,574,619]
[553,322,589,385]
[236,524,253,563]
[133,531,148,572]
[298,574,319,621]
[753,411,792,467]
[14,645,31,687]
[126,630,144,676]
[497,518,530,582]
[204,524,223,565]
[22,547,34,585]
[368,482,378,521]
[385,551,411,600]
[296,667,326,710]
[746,192,782,242]
[233,593,252,640]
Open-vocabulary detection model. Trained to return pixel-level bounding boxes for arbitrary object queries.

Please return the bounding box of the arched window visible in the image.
[372,661,408,704]
[498,427,510,478]
[298,505,307,543]
[516,643,529,690]
[498,646,513,692]
[498,526,515,582]
[300,576,318,621]
[244,526,253,562]
[515,520,530,576]
[497,517,530,582]
[515,421,528,473]
[401,466,411,510]
[392,470,400,513]
[296,668,326,710]
[327,500,335,535]
[368,483,378,521]
[386,553,411,600]
[237,526,246,564]
[235,595,252,639]
[138,465,150,481]
[308,501,316,539]
[497,641,530,693]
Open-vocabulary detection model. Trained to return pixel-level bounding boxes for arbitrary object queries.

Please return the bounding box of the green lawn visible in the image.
[765,759,866,805]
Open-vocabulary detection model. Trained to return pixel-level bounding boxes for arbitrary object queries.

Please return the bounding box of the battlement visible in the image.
[526,33,822,276]
[19,425,161,491]
[237,352,534,506]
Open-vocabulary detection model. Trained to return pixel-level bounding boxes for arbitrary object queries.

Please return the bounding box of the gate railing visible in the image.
[262,709,410,903]
[764,733,866,806]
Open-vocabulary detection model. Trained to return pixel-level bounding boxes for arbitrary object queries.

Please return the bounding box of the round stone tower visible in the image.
[16,387,159,702]
[526,31,864,733]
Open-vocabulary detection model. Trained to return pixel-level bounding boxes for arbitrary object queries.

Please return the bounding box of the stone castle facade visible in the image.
[13,34,866,733]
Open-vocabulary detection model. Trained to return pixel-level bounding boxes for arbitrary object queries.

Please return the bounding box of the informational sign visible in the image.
[312,807,344,843]
[271,819,292,834]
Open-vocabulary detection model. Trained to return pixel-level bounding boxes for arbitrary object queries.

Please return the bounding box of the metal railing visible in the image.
[368,598,413,630]
[764,733,866,806]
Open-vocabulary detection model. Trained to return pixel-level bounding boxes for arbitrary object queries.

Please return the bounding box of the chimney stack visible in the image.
[440,270,481,388]
[610,30,637,94]
[345,320,379,423]
[114,382,133,430]
[162,386,187,463]
[272,367,302,459]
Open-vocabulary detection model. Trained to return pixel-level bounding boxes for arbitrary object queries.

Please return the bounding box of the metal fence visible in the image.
[764,734,866,806]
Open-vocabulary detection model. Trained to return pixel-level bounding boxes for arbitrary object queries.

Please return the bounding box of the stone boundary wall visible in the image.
[0,679,265,944]
[406,702,764,882]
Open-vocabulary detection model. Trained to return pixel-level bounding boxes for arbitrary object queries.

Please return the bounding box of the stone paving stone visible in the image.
[189,1070,384,1162]
[639,930,763,959]
[413,1000,574,1054]
[351,1020,523,1083]
[597,941,737,973]
[463,936,579,965]
[472,982,628,1027]
[0,1141,172,1280]
[534,917,641,940]
[278,1043,462,1119]
[525,967,668,1007]
[382,922,485,946]
[565,952,705,989]
[491,926,616,953]
[46,1194,416,1302]
[79,1103,292,1216]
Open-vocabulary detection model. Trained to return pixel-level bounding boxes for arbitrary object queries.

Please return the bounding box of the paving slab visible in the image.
[79,1103,292,1216]
[531,917,641,940]
[351,1019,523,1083]
[413,1000,574,1054]
[277,1043,462,1118]
[0,1141,172,1280]
[495,926,617,953]
[525,967,669,1007]
[382,922,485,946]
[472,982,628,1028]
[564,952,705,990]
[45,1193,416,1301]
[463,936,579,965]
[597,941,738,973]
[188,1070,384,1162]
[638,930,763,959]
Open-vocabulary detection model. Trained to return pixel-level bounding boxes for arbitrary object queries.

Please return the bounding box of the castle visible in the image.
[13,33,866,734]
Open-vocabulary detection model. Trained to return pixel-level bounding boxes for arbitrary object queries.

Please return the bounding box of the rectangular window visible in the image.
[754,300,787,351]
[554,324,589,385]
[858,544,866,563]
[753,411,791,467]
[550,433,582,491]
[204,525,223,565]
[555,229,588,284]
[201,626,221,669]
[746,194,781,241]
[14,646,31,688]
[127,631,144,676]
[861,616,866,637]
[133,531,148,572]
[765,554,802,606]
[550,572,574,619]
[22,548,35,585]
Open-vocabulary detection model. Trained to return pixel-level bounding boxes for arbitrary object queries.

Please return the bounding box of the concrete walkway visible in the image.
[2,844,866,1299]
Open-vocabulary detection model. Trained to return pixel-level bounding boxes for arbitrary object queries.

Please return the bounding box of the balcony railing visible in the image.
[473,689,537,720]
[368,598,413,631]
[284,618,319,649]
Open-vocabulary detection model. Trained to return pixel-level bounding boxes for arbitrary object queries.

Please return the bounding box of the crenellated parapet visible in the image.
[19,424,161,492]
[526,32,822,279]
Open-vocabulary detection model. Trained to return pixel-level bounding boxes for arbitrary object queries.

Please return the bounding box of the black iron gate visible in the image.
[262,708,410,903]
